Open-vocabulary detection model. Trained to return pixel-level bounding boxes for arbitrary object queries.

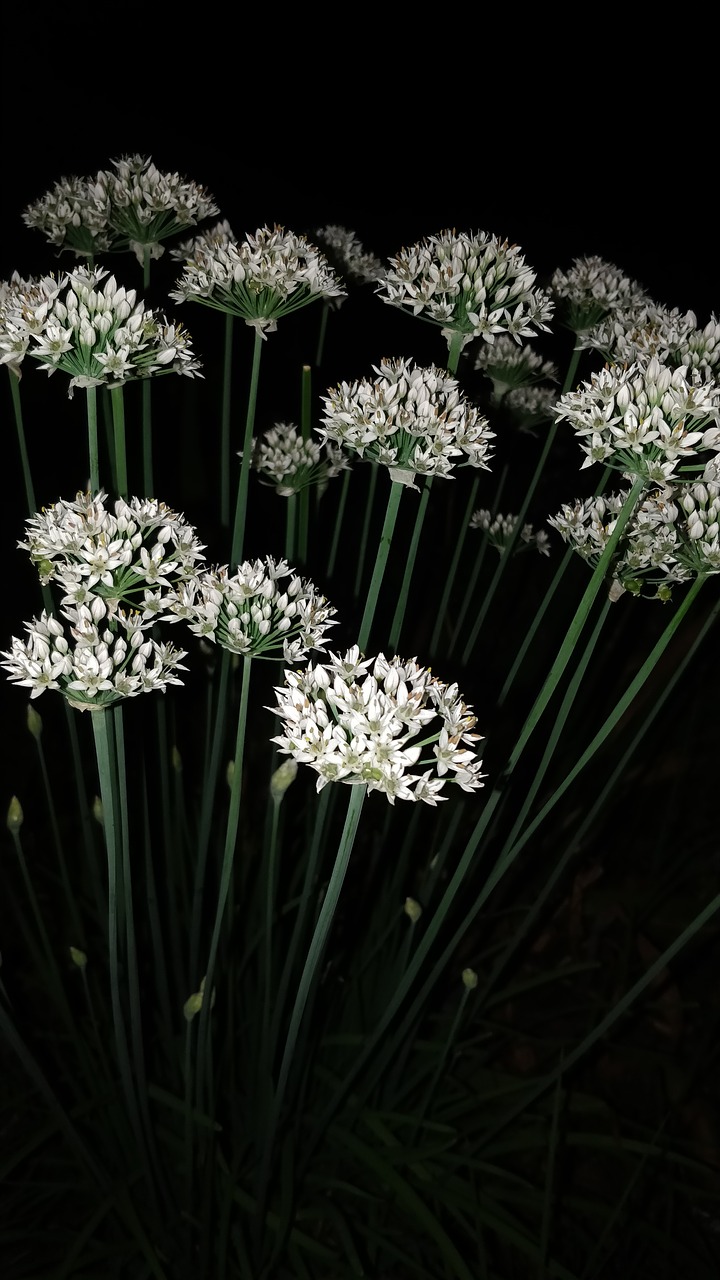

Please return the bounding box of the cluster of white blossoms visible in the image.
[313,225,385,299]
[548,458,720,600]
[164,556,337,661]
[1,606,188,708]
[6,264,202,396]
[470,509,551,557]
[0,271,60,375]
[170,219,236,263]
[503,385,559,434]
[472,334,558,399]
[169,225,346,337]
[376,229,554,352]
[550,255,649,334]
[247,421,349,497]
[23,155,219,265]
[578,303,720,375]
[269,647,486,804]
[554,356,720,484]
[317,356,495,487]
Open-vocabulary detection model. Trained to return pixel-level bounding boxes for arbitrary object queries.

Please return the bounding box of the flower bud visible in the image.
[92,795,104,826]
[26,703,43,740]
[172,745,182,774]
[403,897,422,923]
[6,796,23,833]
[69,946,87,969]
[270,758,297,802]
[462,967,478,990]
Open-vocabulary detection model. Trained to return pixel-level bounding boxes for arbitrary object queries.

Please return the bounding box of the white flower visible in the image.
[317,356,494,485]
[246,421,350,496]
[550,255,650,334]
[579,303,720,375]
[0,272,63,375]
[269,649,485,804]
[169,219,236,262]
[472,334,558,398]
[23,174,115,257]
[313,225,385,305]
[170,225,346,337]
[470,509,551,557]
[377,229,553,353]
[165,557,337,660]
[98,154,219,263]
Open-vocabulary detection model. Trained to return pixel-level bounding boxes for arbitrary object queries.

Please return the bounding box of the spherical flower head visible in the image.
[170,219,236,262]
[21,263,202,395]
[20,490,206,621]
[503,385,559,435]
[579,303,720,376]
[317,356,495,488]
[470,509,550,557]
[554,356,720,485]
[99,154,220,264]
[377,229,554,354]
[246,421,349,496]
[472,334,558,400]
[166,556,337,661]
[550,256,650,334]
[1,605,188,711]
[23,173,115,258]
[0,272,62,377]
[268,648,486,804]
[169,225,346,337]
[313,225,385,306]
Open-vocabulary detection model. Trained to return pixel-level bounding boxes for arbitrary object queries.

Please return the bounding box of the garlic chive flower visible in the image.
[317,356,495,488]
[470,509,551,557]
[472,334,558,401]
[554,356,720,485]
[166,556,337,661]
[503,385,559,435]
[20,490,206,622]
[2,605,187,710]
[0,272,61,376]
[313,225,385,303]
[377,229,554,352]
[19,264,202,396]
[98,154,219,264]
[170,225,346,338]
[23,173,114,258]
[269,647,486,804]
[550,255,650,335]
[248,421,349,497]
[169,219,236,262]
[579,303,720,375]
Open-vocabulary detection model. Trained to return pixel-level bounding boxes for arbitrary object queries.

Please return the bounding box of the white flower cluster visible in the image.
[317,356,495,487]
[554,356,720,484]
[377,229,554,351]
[6,264,202,396]
[170,220,236,262]
[165,556,337,661]
[170,225,346,338]
[470,509,551,557]
[550,255,649,334]
[3,490,205,709]
[23,155,219,265]
[313,225,385,298]
[503,385,559,434]
[1,607,187,708]
[472,334,558,396]
[0,272,60,375]
[269,647,485,804]
[248,421,349,497]
[578,303,720,375]
[548,459,720,600]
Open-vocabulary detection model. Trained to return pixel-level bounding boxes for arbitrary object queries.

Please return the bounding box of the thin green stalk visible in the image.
[314,301,330,368]
[86,385,99,492]
[231,330,264,568]
[412,980,474,1142]
[358,479,404,652]
[388,477,432,653]
[429,472,480,658]
[261,796,282,1079]
[445,330,465,377]
[109,385,128,498]
[30,715,85,943]
[353,463,379,601]
[142,380,154,496]
[285,494,296,562]
[221,313,234,527]
[298,364,312,566]
[448,463,510,659]
[189,650,231,989]
[327,467,351,578]
[8,370,36,513]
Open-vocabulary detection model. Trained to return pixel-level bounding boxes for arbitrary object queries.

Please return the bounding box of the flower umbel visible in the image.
[470,509,551,557]
[247,421,349,497]
[99,154,219,264]
[550,255,649,335]
[269,647,485,803]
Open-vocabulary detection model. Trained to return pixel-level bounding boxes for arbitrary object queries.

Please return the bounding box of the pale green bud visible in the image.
[6,796,23,833]
[270,758,297,802]
[226,760,235,788]
[69,946,87,969]
[92,795,104,826]
[462,967,478,990]
[183,975,215,1022]
[26,703,43,740]
[403,897,422,923]
[172,746,182,774]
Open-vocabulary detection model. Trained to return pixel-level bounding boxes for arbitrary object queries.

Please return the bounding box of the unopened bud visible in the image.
[183,975,215,1022]
[69,946,87,969]
[226,760,234,788]
[172,745,182,774]
[92,795,104,826]
[6,796,23,833]
[26,703,43,740]
[270,758,297,802]
[462,967,478,990]
[404,897,422,923]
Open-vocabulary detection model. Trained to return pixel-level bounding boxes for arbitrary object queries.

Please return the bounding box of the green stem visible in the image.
[86,385,99,492]
[231,330,264,569]
[429,473,480,659]
[110,385,128,499]
[448,463,509,659]
[327,468,351,578]
[388,478,432,653]
[299,364,312,566]
[142,380,153,496]
[358,480,404,652]
[314,302,330,368]
[189,650,231,988]
[285,494,296,562]
[354,463,379,601]
[8,370,36,513]
[221,313,234,528]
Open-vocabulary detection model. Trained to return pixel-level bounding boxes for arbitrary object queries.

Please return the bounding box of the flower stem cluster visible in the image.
[247,421,349,497]
[377,229,553,352]
[170,225,346,337]
[269,647,485,804]
[317,356,495,487]
[165,556,337,661]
